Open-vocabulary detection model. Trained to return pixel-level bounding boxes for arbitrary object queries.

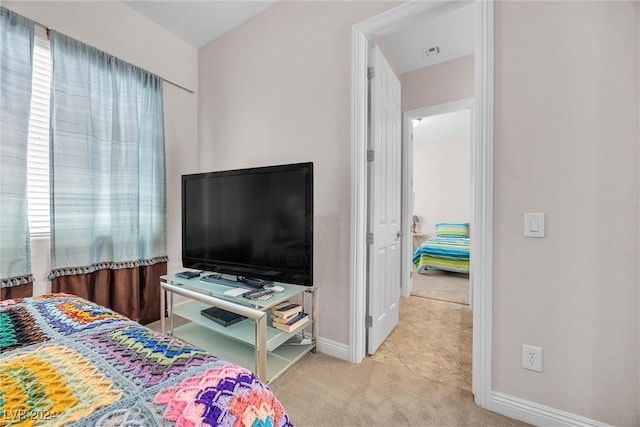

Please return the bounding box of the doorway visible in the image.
[405,100,473,305]
[371,100,475,391]
[350,0,494,408]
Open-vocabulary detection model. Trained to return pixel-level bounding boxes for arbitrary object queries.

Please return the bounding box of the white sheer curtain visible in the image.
[48,30,167,279]
[0,7,35,292]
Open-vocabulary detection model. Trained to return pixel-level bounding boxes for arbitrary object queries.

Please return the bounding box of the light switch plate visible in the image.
[524,213,545,237]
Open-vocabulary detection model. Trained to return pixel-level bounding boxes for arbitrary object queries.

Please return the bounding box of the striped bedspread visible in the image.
[412,237,470,274]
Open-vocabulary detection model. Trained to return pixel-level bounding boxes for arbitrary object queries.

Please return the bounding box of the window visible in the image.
[26,27,51,236]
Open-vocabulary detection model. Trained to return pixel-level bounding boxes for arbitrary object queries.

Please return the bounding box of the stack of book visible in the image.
[271,301,309,332]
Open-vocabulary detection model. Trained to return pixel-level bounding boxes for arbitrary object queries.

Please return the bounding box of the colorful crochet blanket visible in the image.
[0,294,292,426]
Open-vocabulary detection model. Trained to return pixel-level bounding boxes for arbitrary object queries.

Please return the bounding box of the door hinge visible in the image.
[365,315,373,327]
[368,67,375,80]
[367,150,374,162]
[410,271,413,278]
[366,233,374,245]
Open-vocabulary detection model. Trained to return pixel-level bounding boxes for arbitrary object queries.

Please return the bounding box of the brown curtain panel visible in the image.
[1,282,33,300]
[50,262,166,325]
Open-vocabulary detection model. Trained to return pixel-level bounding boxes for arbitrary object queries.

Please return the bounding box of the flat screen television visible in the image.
[182,162,313,286]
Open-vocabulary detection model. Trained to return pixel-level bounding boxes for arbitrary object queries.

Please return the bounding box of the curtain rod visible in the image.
[29,19,195,95]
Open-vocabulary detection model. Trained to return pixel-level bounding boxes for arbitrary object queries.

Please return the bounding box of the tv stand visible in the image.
[160,274,317,384]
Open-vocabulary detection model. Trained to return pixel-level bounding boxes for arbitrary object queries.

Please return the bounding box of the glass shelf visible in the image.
[173,300,312,352]
[162,274,308,309]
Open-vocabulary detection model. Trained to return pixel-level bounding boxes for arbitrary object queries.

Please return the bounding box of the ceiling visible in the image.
[123,1,474,74]
[123,1,276,48]
[414,109,471,143]
[380,4,475,74]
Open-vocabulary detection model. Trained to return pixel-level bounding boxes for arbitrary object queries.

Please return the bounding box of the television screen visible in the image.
[182,162,313,286]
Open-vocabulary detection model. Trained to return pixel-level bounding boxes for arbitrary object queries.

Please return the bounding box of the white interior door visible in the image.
[367,44,401,354]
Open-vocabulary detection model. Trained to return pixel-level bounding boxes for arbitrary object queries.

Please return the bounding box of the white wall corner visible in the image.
[316,336,350,362]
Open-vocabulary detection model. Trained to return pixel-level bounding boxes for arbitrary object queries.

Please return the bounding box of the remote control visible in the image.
[242,289,274,300]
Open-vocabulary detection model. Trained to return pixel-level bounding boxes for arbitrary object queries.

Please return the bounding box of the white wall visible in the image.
[3,1,199,294]
[412,110,471,238]
[402,54,474,112]
[493,2,639,425]
[401,54,474,242]
[198,1,397,345]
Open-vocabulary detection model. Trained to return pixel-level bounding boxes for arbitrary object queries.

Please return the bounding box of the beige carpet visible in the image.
[370,296,472,391]
[412,269,470,305]
[271,296,529,427]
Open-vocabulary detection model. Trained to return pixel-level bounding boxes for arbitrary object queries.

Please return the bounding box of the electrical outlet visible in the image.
[522,345,543,372]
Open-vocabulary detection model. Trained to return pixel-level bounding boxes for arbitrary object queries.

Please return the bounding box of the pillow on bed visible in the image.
[435,223,469,238]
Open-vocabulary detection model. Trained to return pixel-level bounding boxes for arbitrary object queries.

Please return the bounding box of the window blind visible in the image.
[26,27,51,236]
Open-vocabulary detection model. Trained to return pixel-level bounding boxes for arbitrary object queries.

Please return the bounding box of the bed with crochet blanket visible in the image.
[0,294,292,426]
[412,223,470,274]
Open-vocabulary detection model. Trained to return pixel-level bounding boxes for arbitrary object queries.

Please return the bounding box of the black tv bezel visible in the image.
[181,162,314,286]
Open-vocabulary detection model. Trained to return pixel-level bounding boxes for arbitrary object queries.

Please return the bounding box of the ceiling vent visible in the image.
[421,46,441,59]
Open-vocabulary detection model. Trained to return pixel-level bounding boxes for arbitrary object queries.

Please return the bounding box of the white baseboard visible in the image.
[491,392,611,427]
[315,336,350,361]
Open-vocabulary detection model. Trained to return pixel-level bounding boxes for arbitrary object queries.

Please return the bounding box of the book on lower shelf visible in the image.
[271,301,302,320]
[271,312,309,332]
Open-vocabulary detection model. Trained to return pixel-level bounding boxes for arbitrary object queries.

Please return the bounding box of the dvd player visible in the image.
[200,307,246,327]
